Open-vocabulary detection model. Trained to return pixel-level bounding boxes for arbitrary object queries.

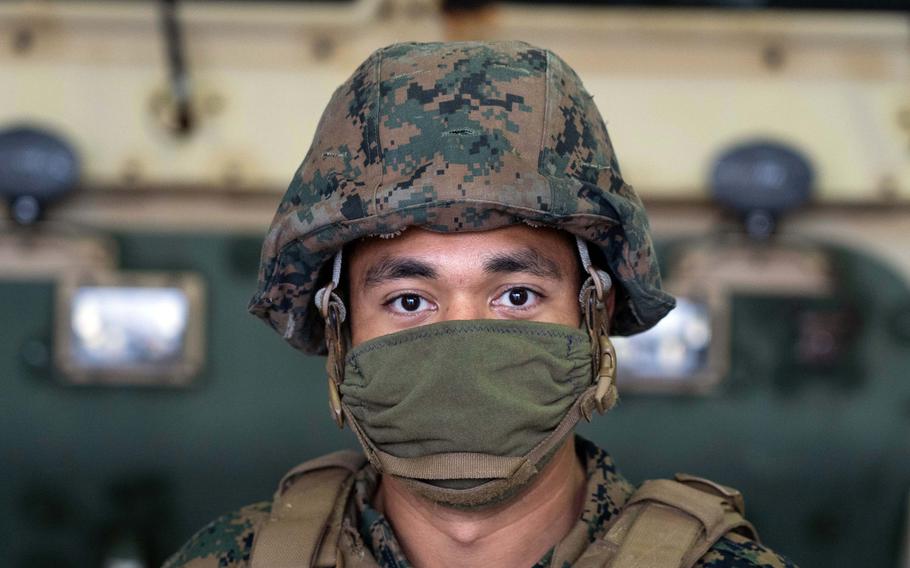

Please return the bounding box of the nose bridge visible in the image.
[442,291,487,321]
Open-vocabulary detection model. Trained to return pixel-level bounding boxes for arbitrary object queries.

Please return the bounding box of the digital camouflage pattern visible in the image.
[163,438,797,568]
[248,41,675,354]
[163,502,267,568]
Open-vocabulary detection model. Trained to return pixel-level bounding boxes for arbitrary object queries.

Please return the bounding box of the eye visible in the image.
[386,293,433,314]
[508,288,529,306]
[494,287,540,309]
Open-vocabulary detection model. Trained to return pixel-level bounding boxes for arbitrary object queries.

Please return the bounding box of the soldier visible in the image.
[165,41,796,568]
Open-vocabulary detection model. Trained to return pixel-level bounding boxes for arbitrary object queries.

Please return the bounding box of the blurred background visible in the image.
[2,0,909,566]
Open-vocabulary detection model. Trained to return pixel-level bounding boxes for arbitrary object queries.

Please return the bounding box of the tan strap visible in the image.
[574,476,758,568]
[250,450,366,568]
[276,449,366,494]
[625,479,728,536]
[374,449,524,479]
[674,473,746,516]
[611,501,703,568]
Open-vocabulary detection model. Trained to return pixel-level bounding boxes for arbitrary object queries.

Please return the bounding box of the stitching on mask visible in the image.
[348,358,362,377]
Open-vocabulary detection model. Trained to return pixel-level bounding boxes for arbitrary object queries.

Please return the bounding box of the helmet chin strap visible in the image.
[313,250,345,321]
[575,236,612,301]
[316,237,619,427]
[575,236,619,416]
[314,250,347,428]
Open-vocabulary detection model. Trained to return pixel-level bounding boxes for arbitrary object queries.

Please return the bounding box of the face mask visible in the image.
[337,319,605,509]
[317,241,618,509]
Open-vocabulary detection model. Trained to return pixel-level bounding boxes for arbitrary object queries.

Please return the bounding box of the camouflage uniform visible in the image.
[163,437,796,568]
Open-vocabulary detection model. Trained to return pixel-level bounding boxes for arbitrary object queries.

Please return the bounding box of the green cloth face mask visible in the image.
[338,319,601,509]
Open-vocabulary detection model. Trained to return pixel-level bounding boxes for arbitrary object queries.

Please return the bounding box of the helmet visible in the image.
[248,40,675,354]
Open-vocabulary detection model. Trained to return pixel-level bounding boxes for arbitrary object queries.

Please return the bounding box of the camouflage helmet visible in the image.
[249,40,675,354]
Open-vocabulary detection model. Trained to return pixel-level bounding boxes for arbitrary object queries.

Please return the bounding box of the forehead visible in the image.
[348,225,577,274]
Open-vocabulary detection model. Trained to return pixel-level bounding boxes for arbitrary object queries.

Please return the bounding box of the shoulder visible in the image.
[697,532,799,568]
[162,501,271,568]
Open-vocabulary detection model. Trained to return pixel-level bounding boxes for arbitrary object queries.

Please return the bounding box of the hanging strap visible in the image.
[574,474,758,568]
[250,450,367,568]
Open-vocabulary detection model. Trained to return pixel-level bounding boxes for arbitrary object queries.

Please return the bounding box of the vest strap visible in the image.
[250,450,366,568]
[574,475,758,568]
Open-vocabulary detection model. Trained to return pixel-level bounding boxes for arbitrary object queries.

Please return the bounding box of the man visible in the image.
[166,41,796,567]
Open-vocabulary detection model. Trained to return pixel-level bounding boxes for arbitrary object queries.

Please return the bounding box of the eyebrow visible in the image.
[363,257,439,286]
[482,248,563,279]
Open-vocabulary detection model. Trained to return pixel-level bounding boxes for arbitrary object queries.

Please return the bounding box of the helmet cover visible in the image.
[249,40,675,354]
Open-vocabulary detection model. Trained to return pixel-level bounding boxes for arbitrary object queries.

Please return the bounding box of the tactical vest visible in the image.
[249,450,758,568]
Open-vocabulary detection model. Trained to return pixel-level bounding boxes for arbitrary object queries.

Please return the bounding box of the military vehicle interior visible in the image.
[2,0,908,566]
